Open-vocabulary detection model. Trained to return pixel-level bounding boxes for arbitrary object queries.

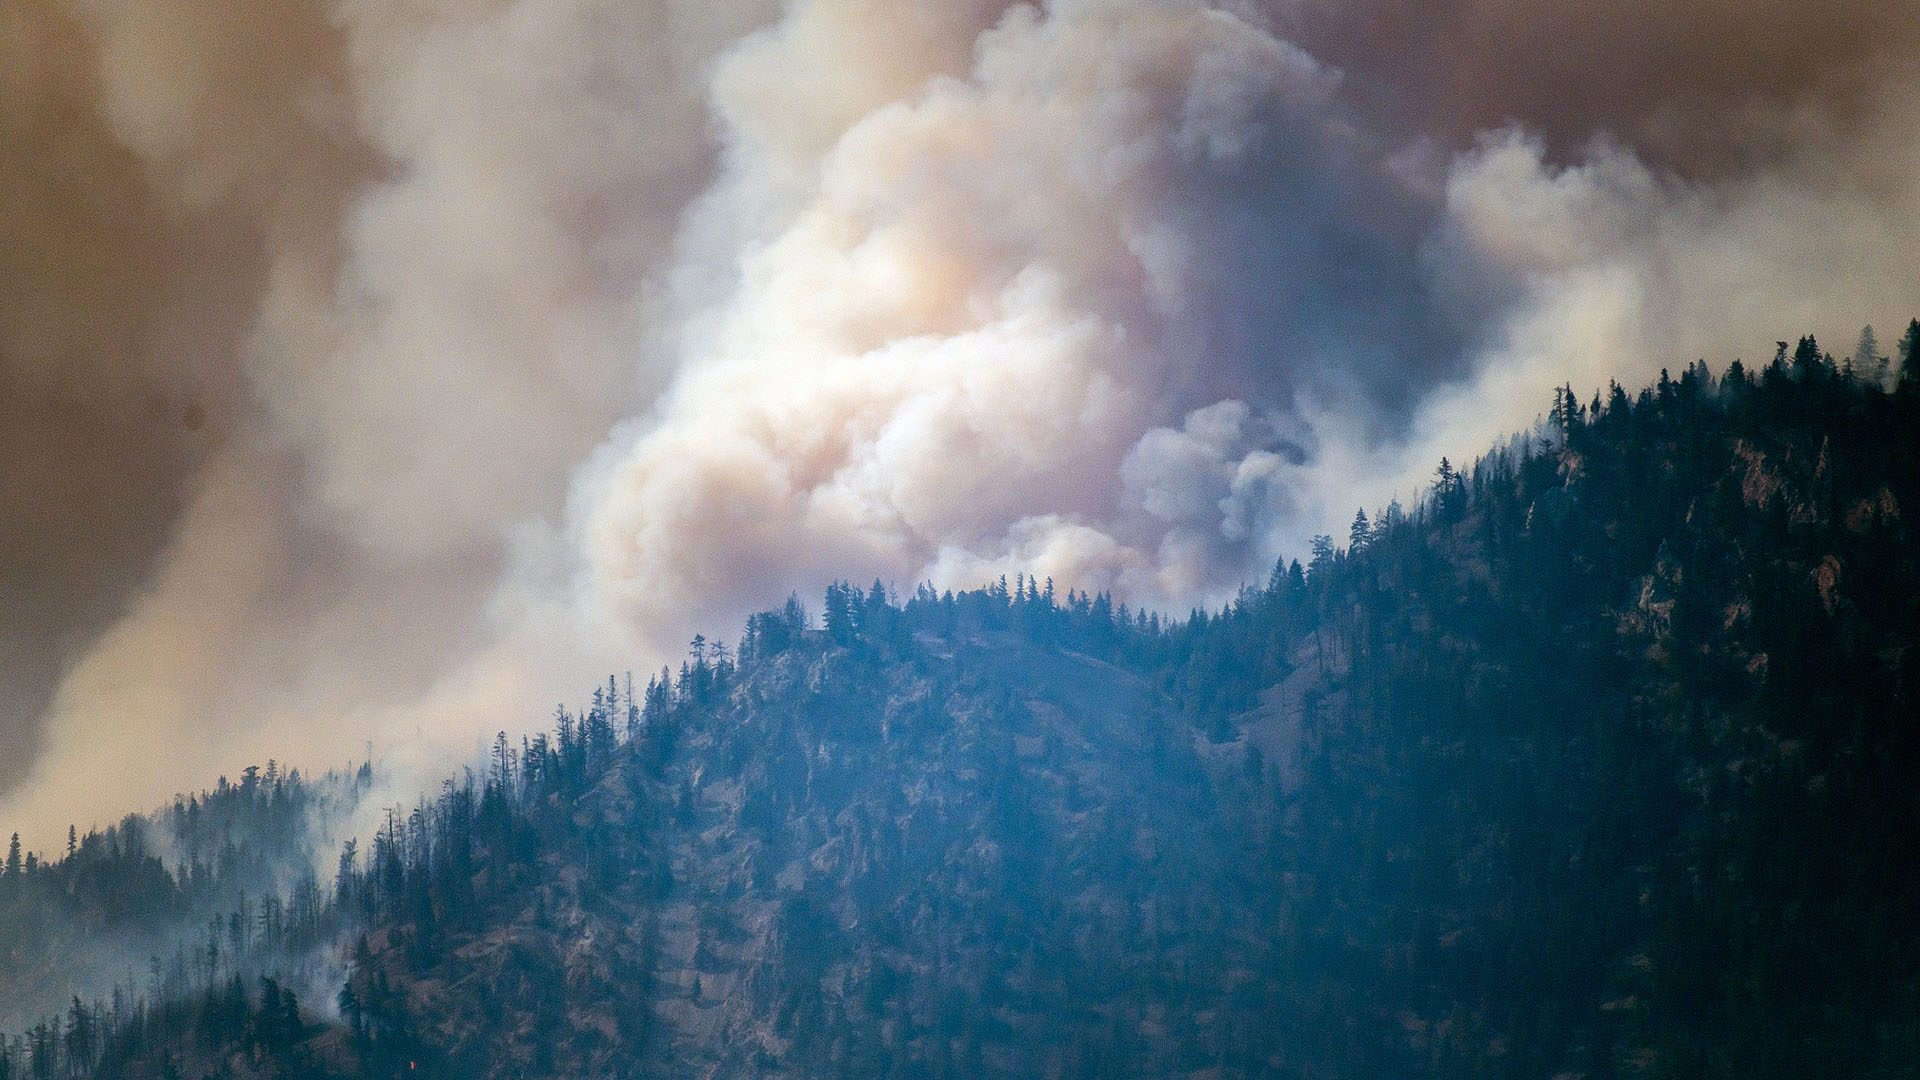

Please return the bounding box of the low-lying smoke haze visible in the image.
[3,0,1916,846]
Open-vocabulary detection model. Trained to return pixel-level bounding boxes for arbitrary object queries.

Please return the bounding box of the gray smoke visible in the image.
[2,0,1916,847]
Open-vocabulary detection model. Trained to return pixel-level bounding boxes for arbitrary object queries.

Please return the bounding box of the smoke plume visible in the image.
[3,0,1916,845]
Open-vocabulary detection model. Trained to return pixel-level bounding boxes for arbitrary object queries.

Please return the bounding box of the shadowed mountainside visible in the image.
[6,330,1920,1079]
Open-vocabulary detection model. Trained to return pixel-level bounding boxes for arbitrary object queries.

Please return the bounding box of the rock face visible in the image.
[361,637,1288,1079]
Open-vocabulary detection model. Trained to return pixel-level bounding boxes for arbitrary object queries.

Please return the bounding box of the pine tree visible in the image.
[1853,325,1883,383]
[824,583,855,644]
[490,732,513,795]
[1434,457,1464,521]
[1791,335,1826,380]
[585,677,618,770]
[63,997,92,1075]
[642,667,672,727]
[1308,535,1336,581]
[1899,319,1920,392]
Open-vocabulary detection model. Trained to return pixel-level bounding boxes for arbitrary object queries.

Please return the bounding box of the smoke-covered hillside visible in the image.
[0,764,374,1040]
[4,337,1919,1078]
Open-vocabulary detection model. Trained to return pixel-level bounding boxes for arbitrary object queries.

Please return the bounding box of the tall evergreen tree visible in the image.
[1899,319,1920,391]
[1853,324,1883,382]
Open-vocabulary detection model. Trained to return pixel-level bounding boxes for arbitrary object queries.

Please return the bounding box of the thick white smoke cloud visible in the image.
[3,0,1917,846]
[576,0,1443,641]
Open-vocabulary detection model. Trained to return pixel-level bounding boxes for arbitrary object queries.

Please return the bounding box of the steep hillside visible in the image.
[0,765,372,1035]
[338,341,1920,1080]
[6,336,1920,1079]
[351,637,1278,1079]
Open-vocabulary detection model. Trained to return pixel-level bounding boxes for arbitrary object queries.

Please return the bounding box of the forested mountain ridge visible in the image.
[5,329,1919,1079]
[0,763,374,1070]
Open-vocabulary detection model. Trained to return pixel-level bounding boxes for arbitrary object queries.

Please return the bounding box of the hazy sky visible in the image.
[3,0,1916,846]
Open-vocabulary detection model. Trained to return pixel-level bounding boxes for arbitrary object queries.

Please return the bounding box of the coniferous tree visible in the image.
[824,582,856,644]
[1899,319,1920,391]
[1853,324,1883,382]
[1433,456,1463,521]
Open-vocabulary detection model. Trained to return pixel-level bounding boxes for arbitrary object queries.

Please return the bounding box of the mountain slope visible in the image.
[340,347,1920,1080]
[348,635,1284,1079]
[7,338,1920,1079]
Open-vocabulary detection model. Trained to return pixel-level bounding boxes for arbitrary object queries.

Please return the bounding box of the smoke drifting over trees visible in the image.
[10,350,1920,1076]
[3,0,1918,840]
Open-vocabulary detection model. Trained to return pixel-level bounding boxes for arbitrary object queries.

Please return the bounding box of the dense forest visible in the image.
[0,762,374,1076]
[4,325,1918,1078]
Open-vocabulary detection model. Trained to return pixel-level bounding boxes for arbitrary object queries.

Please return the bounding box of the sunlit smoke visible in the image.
[2,0,1917,847]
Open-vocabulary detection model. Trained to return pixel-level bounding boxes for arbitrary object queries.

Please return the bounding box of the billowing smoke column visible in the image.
[2,0,1916,845]
[581,0,1474,644]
